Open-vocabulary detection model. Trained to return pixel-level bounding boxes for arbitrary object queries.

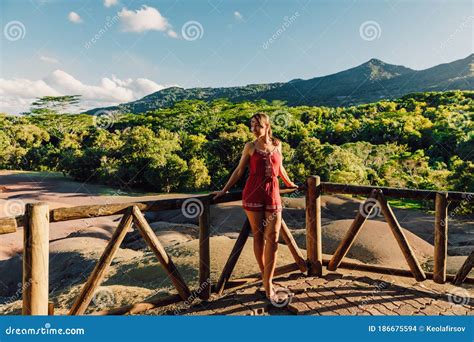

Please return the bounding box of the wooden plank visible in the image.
[327,189,378,271]
[0,216,20,235]
[69,208,134,315]
[280,219,307,272]
[433,192,448,284]
[92,294,182,316]
[35,187,297,224]
[22,203,49,315]
[131,206,191,301]
[321,258,474,284]
[306,176,322,276]
[453,251,474,285]
[321,182,472,202]
[215,219,251,295]
[198,197,211,300]
[377,191,426,281]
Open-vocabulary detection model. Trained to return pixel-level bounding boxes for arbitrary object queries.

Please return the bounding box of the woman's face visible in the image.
[250,118,266,137]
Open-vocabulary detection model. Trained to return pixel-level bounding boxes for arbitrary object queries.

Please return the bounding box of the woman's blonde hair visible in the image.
[250,112,280,146]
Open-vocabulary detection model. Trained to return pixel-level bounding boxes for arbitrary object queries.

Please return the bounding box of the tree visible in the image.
[29,95,82,115]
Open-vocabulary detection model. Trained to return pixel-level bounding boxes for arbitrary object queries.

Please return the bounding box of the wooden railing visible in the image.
[1,176,473,315]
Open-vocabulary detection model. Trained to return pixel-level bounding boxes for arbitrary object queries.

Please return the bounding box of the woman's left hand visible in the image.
[286,181,298,188]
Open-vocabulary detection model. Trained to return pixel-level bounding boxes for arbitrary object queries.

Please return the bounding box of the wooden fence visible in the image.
[1,176,473,315]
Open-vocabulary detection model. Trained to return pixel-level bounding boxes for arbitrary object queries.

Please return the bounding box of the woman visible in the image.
[212,112,297,302]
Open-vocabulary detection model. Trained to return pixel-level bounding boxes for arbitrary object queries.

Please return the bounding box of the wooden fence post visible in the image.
[199,197,211,300]
[22,202,49,315]
[434,192,448,284]
[306,176,322,276]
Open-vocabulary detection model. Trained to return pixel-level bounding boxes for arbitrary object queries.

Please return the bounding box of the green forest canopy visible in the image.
[0,91,472,207]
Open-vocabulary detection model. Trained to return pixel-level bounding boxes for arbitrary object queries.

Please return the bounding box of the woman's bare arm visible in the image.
[278,145,297,187]
[220,142,251,193]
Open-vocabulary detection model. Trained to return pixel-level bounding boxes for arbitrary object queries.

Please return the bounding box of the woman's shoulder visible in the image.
[244,141,256,153]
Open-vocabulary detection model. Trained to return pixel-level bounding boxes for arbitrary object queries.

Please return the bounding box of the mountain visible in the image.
[86,54,473,114]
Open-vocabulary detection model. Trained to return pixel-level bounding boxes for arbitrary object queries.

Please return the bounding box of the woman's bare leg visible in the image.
[263,210,282,298]
[244,209,265,275]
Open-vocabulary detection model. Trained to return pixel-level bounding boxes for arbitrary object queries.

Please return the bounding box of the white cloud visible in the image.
[68,11,82,24]
[104,0,118,7]
[0,70,170,114]
[39,55,59,64]
[167,29,178,38]
[118,5,173,33]
[234,11,243,20]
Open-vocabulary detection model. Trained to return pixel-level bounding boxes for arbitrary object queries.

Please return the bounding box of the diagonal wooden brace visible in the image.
[132,206,191,301]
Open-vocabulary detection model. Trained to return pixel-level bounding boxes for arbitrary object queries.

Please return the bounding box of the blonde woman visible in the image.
[213,112,297,302]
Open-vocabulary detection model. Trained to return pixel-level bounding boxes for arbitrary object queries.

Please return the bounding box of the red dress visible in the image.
[242,141,282,212]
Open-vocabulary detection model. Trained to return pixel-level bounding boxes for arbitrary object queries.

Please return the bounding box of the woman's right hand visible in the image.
[212,190,228,200]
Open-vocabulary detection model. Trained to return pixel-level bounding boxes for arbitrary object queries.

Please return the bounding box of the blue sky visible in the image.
[0,0,472,113]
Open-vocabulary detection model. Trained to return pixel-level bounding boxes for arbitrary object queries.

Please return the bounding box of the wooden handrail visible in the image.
[321,182,472,202]
[1,183,472,233]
